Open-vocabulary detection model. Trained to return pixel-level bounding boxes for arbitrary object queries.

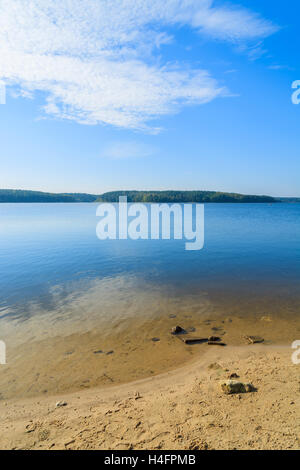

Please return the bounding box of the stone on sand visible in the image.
[244,335,264,344]
[208,336,221,342]
[55,401,68,408]
[221,380,256,395]
[171,326,185,335]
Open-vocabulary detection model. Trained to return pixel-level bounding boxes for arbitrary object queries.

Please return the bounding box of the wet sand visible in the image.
[1,308,300,401]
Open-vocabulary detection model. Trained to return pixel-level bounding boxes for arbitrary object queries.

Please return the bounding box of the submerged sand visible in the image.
[1,272,300,402]
[1,311,300,400]
[0,344,299,450]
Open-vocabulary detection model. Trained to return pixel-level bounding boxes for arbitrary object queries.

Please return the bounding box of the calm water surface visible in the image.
[1,203,300,399]
[0,202,299,333]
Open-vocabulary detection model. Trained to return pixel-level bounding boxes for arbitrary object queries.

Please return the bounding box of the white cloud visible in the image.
[0,0,278,130]
[189,4,278,41]
[100,141,156,159]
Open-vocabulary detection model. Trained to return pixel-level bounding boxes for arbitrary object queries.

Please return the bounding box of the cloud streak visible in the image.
[0,0,278,130]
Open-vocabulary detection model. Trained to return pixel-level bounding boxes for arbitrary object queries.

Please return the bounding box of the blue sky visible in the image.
[0,0,299,197]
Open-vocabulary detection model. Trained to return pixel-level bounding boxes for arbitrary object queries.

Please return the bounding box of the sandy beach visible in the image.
[0,343,299,450]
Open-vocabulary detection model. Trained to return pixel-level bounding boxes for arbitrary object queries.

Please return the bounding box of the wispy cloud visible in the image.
[189,4,278,41]
[0,0,278,130]
[268,64,294,71]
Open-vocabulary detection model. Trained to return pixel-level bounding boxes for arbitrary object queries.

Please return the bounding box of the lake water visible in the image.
[0,203,300,399]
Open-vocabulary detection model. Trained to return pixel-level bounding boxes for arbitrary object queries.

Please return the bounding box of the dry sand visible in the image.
[0,344,299,450]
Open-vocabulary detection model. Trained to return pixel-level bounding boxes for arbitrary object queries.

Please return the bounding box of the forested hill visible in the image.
[275,197,300,203]
[0,189,98,203]
[0,189,278,203]
[97,190,276,203]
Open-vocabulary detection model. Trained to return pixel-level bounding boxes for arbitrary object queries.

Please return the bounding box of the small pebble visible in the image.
[55,401,68,408]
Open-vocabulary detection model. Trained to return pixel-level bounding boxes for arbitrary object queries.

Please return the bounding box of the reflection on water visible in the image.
[0,203,300,398]
[0,275,214,344]
[0,202,299,326]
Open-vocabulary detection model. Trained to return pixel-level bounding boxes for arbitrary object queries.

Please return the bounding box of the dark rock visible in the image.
[229,373,240,379]
[221,380,256,394]
[106,350,114,355]
[151,337,160,342]
[180,337,208,345]
[207,341,226,346]
[208,336,221,342]
[93,350,103,354]
[171,325,185,335]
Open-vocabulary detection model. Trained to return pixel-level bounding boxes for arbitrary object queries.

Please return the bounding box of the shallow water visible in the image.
[0,203,299,399]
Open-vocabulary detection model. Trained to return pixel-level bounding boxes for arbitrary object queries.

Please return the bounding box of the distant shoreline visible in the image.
[1,189,298,204]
